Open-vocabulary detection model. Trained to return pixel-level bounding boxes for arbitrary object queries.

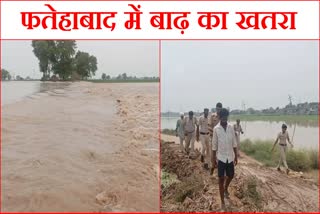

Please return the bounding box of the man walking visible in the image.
[183,111,198,155]
[212,108,238,210]
[176,112,185,152]
[209,102,223,175]
[209,102,223,135]
[234,119,244,157]
[197,108,210,169]
[271,124,293,175]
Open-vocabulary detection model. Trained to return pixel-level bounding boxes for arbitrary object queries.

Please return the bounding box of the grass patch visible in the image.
[161,170,180,188]
[162,129,176,136]
[230,114,318,127]
[245,177,262,208]
[241,139,318,171]
[174,175,204,203]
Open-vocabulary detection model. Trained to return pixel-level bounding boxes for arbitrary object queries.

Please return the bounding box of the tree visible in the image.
[74,51,98,79]
[31,41,56,80]
[70,71,80,81]
[32,40,98,81]
[106,75,111,80]
[16,75,24,81]
[102,73,107,80]
[1,69,11,81]
[52,40,77,80]
[122,73,127,80]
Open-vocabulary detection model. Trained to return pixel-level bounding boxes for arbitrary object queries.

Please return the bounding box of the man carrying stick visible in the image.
[271,124,293,175]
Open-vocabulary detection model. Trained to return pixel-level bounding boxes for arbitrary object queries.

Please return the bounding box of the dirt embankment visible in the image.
[161,135,318,212]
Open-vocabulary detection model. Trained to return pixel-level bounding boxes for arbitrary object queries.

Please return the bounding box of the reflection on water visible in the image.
[162,117,319,150]
[2,81,70,106]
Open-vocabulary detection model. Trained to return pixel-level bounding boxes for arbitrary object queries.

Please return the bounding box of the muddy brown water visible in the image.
[2,81,70,106]
[2,82,159,212]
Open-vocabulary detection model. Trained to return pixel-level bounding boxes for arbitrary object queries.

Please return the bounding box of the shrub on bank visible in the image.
[240,139,318,172]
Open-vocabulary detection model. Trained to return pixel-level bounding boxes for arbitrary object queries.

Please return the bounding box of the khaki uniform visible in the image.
[233,124,243,148]
[183,117,198,154]
[208,113,220,166]
[176,118,185,151]
[209,113,220,136]
[276,131,290,169]
[199,116,211,166]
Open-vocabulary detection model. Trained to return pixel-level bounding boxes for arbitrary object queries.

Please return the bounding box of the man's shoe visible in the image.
[200,155,204,163]
[277,167,281,171]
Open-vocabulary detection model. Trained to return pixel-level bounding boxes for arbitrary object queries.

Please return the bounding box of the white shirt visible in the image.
[176,118,185,137]
[212,123,237,163]
[198,116,209,133]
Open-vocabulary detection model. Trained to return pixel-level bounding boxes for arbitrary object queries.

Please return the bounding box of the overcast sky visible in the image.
[2,41,158,79]
[161,41,318,112]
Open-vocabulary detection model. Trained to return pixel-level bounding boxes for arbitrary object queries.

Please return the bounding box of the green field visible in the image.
[88,79,159,83]
[230,114,318,126]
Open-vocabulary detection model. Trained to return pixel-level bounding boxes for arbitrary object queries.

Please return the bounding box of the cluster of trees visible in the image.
[101,72,159,81]
[1,69,12,81]
[31,40,97,81]
[230,102,319,116]
[101,73,111,80]
[1,69,34,81]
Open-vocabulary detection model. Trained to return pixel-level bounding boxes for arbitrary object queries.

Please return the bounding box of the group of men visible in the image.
[175,103,243,209]
[175,102,293,209]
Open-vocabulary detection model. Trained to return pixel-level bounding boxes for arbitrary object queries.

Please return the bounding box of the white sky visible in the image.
[2,40,159,79]
[161,41,318,111]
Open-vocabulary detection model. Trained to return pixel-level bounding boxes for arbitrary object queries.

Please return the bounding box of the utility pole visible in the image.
[288,95,293,106]
[241,101,246,112]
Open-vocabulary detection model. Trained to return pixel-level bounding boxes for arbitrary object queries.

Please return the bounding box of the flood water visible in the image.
[162,117,319,150]
[1,81,70,106]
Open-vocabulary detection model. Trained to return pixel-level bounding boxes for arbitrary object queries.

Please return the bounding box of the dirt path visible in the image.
[2,82,159,212]
[161,134,319,212]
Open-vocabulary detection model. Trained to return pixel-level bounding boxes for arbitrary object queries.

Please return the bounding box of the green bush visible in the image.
[161,170,179,188]
[309,150,319,169]
[287,150,311,171]
[241,139,255,155]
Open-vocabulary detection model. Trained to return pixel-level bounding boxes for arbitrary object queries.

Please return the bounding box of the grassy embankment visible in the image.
[161,129,318,172]
[88,79,159,83]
